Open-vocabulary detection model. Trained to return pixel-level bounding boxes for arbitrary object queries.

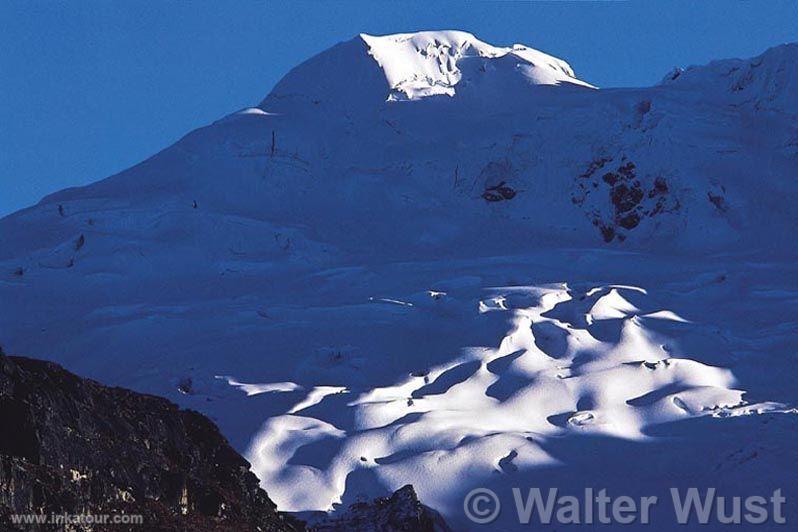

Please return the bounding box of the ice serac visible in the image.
[261,30,592,111]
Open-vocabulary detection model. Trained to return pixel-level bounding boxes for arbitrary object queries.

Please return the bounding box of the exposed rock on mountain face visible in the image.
[310,485,450,532]
[0,354,301,532]
[574,158,680,242]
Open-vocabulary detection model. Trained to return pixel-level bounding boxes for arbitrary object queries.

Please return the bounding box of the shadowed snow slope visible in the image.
[1,31,797,531]
[661,43,798,114]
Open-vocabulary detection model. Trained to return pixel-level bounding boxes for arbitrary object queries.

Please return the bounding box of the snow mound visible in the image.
[241,281,794,525]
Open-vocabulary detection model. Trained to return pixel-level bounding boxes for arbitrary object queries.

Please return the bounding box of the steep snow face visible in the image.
[260,36,390,113]
[261,30,592,110]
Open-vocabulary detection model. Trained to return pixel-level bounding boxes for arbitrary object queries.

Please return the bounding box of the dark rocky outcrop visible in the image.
[310,485,450,532]
[707,190,729,213]
[0,354,450,532]
[482,181,517,202]
[0,354,301,532]
[479,159,518,202]
[574,157,681,242]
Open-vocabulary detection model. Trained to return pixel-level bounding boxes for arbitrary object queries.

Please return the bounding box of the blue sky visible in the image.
[2,1,797,216]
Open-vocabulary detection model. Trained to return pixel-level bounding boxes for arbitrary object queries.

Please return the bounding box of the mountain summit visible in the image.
[261,31,592,112]
[361,30,594,98]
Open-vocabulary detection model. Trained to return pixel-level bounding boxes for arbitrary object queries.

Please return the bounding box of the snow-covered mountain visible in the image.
[1,31,797,530]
